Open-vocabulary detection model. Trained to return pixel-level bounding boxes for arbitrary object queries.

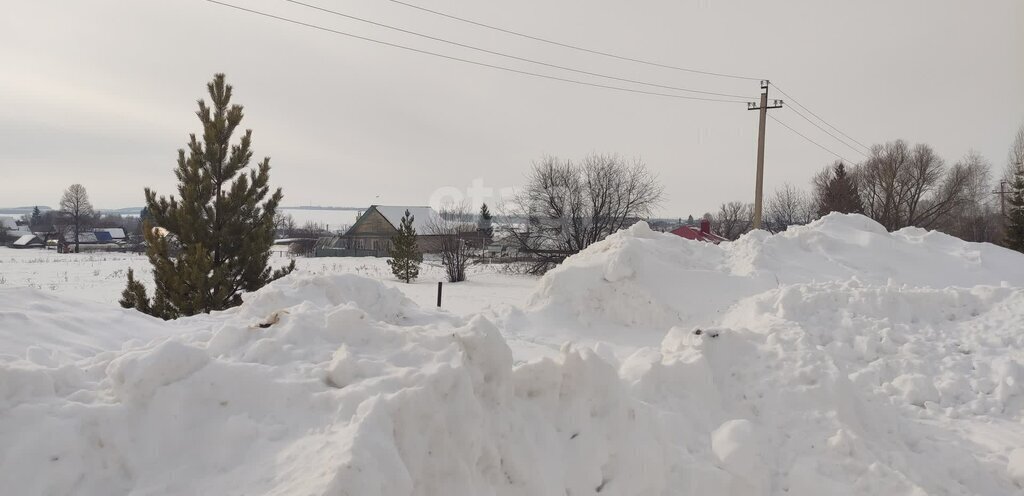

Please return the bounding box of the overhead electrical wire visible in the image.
[280,0,752,100]
[769,82,872,153]
[206,1,748,104]
[382,0,872,162]
[212,0,873,169]
[782,105,868,157]
[769,114,857,164]
[386,0,763,81]
[384,0,875,159]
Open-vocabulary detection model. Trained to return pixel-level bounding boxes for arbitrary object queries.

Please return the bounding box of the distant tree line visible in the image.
[701,127,1024,253]
[272,213,337,238]
[3,189,146,250]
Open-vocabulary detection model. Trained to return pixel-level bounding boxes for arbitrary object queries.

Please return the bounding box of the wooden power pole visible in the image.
[747,80,783,229]
[994,180,1009,218]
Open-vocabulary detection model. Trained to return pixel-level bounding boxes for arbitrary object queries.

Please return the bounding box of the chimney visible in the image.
[700,218,710,234]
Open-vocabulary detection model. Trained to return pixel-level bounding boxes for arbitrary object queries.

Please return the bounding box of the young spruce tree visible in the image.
[477,202,493,237]
[817,162,863,217]
[387,210,421,283]
[121,74,294,319]
[1006,162,1024,252]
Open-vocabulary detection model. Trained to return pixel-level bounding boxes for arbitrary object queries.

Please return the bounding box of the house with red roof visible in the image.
[669,218,727,244]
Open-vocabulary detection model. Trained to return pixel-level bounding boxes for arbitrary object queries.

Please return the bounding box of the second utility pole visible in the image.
[748,80,783,229]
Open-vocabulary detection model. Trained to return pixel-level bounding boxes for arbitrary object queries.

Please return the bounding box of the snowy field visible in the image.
[2,214,1024,495]
[0,249,533,317]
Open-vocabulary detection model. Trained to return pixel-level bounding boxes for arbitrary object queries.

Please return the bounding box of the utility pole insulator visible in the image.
[748,80,783,230]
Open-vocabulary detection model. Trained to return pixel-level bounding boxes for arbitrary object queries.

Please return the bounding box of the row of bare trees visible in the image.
[853,142,991,232]
[702,132,1023,244]
[272,213,341,238]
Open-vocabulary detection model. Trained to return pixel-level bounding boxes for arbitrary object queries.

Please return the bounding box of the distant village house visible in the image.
[314,205,488,257]
[669,218,727,244]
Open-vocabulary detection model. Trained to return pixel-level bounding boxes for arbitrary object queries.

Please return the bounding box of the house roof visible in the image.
[371,206,440,230]
[64,232,99,244]
[13,234,42,246]
[670,225,727,244]
[94,227,126,239]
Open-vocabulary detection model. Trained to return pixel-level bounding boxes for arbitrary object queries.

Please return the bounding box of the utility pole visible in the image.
[747,80,783,229]
[993,180,1009,218]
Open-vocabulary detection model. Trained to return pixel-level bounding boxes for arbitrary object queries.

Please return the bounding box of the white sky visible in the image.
[1,0,1022,217]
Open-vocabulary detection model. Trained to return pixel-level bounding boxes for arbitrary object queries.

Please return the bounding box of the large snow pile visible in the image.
[528,213,1024,331]
[2,214,1024,495]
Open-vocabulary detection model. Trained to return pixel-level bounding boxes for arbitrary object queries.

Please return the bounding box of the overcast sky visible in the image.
[2,0,1022,217]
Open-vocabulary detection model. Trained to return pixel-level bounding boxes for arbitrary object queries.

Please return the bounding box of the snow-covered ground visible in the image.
[0,250,534,317]
[2,213,1024,495]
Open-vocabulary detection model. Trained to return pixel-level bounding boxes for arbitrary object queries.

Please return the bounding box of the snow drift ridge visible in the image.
[3,214,1024,495]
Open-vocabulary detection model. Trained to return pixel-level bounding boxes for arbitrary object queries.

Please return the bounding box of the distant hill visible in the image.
[0,206,144,217]
[96,207,145,216]
[0,206,53,216]
[280,206,364,211]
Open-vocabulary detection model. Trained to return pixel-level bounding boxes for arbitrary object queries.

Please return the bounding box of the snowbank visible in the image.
[0,274,672,495]
[3,214,1024,494]
[528,213,1024,331]
[0,287,176,361]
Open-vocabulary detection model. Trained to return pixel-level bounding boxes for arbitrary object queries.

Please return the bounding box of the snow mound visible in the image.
[528,214,1024,331]
[0,273,671,495]
[4,215,1024,494]
[0,287,175,362]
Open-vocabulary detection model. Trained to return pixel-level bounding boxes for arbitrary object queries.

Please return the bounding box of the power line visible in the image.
[769,82,872,153]
[386,0,763,81]
[281,0,752,100]
[207,1,747,104]
[783,105,868,157]
[769,114,856,164]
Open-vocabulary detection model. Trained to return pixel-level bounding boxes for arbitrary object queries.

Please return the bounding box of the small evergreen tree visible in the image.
[118,268,151,314]
[817,162,864,216]
[30,206,42,227]
[387,210,421,283]
[1006,162,1024,252]
[477,203,493,237]
[135,206,150,237]
[123,74,294,319]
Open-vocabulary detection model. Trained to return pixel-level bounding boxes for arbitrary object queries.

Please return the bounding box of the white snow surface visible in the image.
[2,213,1024,495]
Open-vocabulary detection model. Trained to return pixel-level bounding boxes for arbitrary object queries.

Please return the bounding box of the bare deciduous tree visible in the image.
[712,201,753,240]
[427,202,475,282]
[939,151,999,242]
[504,153,663,274]
[855,140,987,230]
[764,183,816,233]
[294,220,329,238]
[274,212,297,238]
[59,183,94,253]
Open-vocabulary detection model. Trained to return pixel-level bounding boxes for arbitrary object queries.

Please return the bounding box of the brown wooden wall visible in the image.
[348,209,398,236]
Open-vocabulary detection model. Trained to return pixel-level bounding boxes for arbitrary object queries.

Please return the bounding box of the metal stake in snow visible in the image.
[437,282,443,308]
[747,80,783,230]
